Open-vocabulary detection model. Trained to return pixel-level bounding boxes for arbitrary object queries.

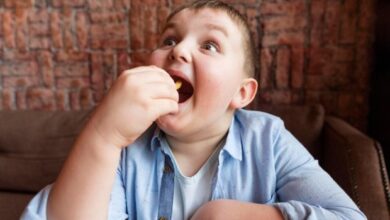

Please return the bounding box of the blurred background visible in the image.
[370,0,390,173]
[0,0,387,170]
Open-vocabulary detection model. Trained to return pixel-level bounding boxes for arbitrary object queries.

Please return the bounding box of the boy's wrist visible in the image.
[75,121,125,163]
[84,112,136,150]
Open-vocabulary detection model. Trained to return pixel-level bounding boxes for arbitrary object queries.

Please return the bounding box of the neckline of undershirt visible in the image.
[162,137,225,185]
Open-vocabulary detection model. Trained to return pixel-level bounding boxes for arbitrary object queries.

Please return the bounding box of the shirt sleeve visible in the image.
[272,122,367,220]
[20,166,128,220]
[108,162,128,220]
[20,185,52,220]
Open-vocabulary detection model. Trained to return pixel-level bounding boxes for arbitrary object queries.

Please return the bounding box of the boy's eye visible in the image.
[202,41,219,53]
[162,38,177,47]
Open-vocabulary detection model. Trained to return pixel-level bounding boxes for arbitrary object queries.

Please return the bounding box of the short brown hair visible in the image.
[165,0,259,77]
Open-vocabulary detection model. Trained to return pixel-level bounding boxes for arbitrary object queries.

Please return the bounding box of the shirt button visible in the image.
[158,217,167,220]
[163,164,172,173]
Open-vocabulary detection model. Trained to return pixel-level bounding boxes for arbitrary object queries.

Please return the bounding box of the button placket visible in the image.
[157,154,175,220]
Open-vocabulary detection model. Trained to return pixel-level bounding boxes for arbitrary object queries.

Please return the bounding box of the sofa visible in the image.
[0,104,388,220]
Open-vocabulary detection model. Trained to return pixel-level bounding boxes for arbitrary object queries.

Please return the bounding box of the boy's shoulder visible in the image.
[233,109,286,137]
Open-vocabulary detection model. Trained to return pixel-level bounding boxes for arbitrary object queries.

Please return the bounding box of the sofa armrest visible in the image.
[322,116,390,220]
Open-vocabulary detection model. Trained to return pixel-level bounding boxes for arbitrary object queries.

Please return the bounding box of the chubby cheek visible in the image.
[199,65,243,109]
[196,77,233,110]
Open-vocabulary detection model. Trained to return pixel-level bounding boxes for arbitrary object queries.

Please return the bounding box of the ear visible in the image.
[229,78,258,109]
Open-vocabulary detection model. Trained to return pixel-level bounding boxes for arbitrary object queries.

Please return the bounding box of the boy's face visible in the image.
[149,8,248,139]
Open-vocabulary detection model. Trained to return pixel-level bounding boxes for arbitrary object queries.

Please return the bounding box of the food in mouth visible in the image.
[175,80,182,90]
[171,75,193,103]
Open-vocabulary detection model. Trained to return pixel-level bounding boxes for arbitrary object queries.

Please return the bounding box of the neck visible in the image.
[167,130,227,157]
[166,129,227,177]
[165,115,232,176]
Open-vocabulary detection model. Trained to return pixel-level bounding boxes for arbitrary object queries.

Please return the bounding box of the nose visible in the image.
[169,41,192,63]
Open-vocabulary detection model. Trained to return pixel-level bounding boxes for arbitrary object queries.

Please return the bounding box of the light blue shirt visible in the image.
[21,109,366,220]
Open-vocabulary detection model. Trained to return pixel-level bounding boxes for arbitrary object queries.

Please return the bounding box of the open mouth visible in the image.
[171,75,194,103]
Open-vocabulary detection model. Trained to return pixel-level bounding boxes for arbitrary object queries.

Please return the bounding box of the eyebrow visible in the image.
[161,22,177,33]
[162,22,229,37]
[204,23,228,37]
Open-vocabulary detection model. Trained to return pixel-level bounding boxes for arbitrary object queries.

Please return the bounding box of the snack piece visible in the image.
[175,80,182,90]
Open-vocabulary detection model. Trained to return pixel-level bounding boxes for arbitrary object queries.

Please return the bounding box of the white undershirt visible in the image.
[162,141,222,220]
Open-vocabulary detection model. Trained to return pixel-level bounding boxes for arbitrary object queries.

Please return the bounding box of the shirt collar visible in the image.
[150,125,163,151]
[221,114,243,161]
[149,114,243,161]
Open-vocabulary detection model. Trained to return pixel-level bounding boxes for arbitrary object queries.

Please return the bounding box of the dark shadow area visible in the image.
[369,0,390,174]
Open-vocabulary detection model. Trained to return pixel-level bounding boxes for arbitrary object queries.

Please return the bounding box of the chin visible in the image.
[156,114,181,133]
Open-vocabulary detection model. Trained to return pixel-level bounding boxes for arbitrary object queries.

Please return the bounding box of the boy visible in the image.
[22,1,366,219]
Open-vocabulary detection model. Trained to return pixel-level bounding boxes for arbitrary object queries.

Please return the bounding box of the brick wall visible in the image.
[0,0,375,130]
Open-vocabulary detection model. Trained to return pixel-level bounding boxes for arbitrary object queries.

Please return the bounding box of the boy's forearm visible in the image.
[47,122,123,220]
[191,200,284,220]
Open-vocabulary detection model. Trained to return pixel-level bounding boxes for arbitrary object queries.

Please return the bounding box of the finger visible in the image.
[146,83,179,102]
[122,66,173,83]
[150,99,179,118]
[119,72,175,94]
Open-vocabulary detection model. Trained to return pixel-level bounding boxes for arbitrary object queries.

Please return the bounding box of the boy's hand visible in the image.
[87,66,179,149]
[191,200,284,220]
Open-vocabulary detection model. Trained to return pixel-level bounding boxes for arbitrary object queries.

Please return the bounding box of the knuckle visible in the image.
[121,74,138,90]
